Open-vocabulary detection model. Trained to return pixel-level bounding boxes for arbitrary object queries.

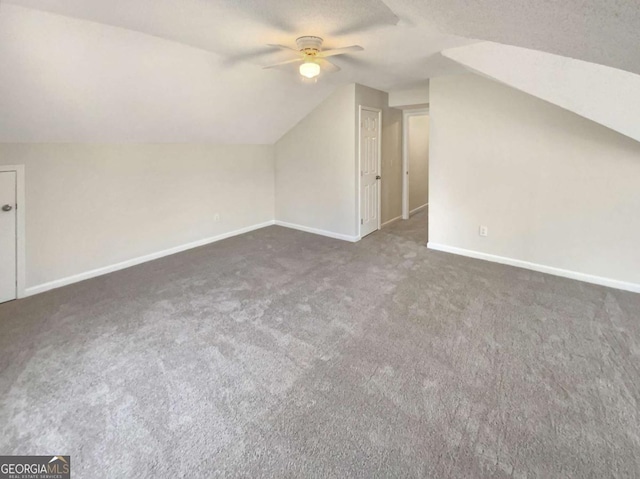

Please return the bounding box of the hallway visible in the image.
[380,210,429,244]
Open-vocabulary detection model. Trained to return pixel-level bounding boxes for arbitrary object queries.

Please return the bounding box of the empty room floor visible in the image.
[1,211,639,477]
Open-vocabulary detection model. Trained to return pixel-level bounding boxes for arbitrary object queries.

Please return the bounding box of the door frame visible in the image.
[358,105,382,238]
[0,164,26,299]
[402,108,429,220]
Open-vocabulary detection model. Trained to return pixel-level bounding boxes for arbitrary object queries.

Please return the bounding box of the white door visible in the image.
[0,171,17,303]
[360,108,381,237]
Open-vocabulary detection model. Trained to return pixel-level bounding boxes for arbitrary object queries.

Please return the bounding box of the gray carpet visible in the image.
[1,211,639,478]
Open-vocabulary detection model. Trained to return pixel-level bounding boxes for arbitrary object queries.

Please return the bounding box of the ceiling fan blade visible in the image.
[262,57,304,69]
[317,58,341,73]
[319,46,364,58]
[267,44,301,53]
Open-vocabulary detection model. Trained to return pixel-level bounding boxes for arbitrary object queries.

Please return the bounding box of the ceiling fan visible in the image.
[263,36,363,79]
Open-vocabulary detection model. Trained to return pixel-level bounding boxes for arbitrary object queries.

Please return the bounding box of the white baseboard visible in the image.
[274,220,360,243]
[410,204,428,216]
[381,216,403,228]
[427,242,640,294]
[25,220,276,297]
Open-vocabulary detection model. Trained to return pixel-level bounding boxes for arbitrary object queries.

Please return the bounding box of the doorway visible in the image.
[359,106,382,238]
[402,109,429,220]
[0,165,25,303]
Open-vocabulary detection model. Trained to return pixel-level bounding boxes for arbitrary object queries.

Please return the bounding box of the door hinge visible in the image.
[361,219,363,225]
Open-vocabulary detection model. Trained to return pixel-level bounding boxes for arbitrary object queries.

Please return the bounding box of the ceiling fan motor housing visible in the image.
[296,36,323,56]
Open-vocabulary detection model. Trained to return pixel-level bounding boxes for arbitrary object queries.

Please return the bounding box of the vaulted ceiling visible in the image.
[443,42,640,143]
[0,0,638,143]
[390,0,640,76]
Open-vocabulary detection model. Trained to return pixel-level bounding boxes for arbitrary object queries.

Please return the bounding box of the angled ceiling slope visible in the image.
[388,0,640,76]
[0,4,337,144]
[0,0,473,143]
[442,42,640,143]
[4,0,400,57]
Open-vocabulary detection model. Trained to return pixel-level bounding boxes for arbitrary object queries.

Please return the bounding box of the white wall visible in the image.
[0,144,274,290]
[0,82,400,295]
[274,83,402,238]
[381,110,403,225]
[442,42,640,143]
[388,82,429,109]
[275,84,357,239]
[408,114,429,212]
[355,85,403,226]
[429,74,640,290]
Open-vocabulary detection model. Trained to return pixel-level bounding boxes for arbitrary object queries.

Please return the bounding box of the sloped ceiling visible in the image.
[1,0,638,143]
[0,1,472,143]
[387,0,640,76]
[443,42,640,143]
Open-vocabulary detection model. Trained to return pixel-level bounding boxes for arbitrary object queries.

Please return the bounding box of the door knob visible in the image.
[376,175,381,180]
[2,204,12,212]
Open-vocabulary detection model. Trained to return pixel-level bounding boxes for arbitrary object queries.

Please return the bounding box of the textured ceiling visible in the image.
[4,0,401,58]
[1,0,638,143]
[0,1,472,142]
[390,0,640,76]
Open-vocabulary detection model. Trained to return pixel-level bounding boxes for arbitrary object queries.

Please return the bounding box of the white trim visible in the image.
[409,203,428,216]
[402,108,429,220]
[358,105,382,238]
[358,105,362,234]
[381,215,402,228]
[427,242,640,294]
[25,220,276,297]
[0,164,26,299]
[275,220,360,243]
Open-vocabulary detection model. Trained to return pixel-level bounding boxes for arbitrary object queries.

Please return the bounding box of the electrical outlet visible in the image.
[214,213,220,223]
[479,225,488,237]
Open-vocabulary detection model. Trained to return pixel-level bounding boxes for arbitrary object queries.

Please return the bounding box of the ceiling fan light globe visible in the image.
[299,62,320,79]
